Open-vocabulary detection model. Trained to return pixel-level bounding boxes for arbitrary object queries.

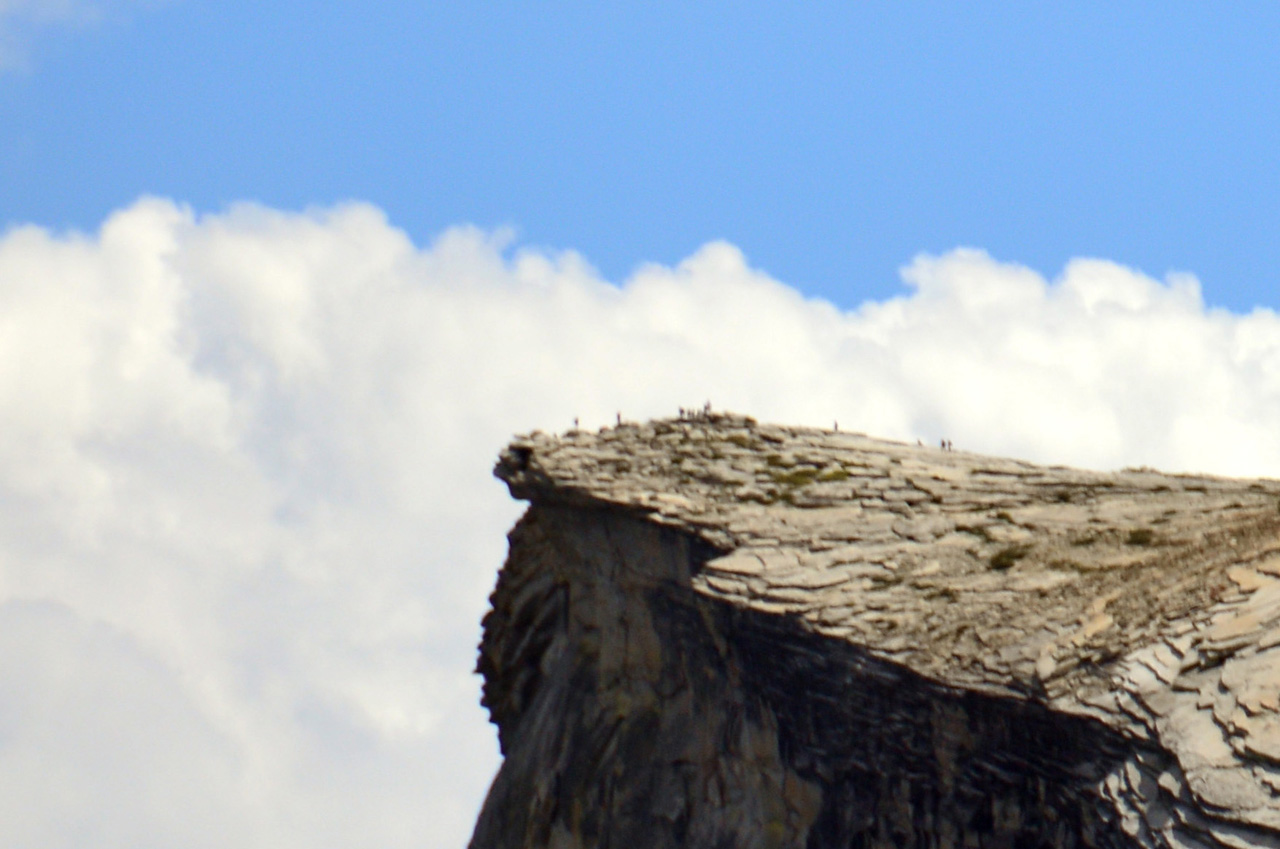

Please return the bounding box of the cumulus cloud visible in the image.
[1,197,1279,847]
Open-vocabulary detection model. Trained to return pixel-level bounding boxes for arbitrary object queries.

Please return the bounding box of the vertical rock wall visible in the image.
[472,503,1138,849]
[473,504,822,849]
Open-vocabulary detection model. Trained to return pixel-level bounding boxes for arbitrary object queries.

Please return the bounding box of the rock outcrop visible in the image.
[470,413,1280,849]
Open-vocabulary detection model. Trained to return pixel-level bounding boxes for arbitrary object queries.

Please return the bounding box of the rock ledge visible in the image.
[472,414,1280,849]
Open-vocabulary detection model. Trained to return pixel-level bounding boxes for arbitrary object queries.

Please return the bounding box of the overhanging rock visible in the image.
[471,413,1280,849]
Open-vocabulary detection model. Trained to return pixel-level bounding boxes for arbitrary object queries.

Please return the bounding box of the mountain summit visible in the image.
[472,413,1280,849]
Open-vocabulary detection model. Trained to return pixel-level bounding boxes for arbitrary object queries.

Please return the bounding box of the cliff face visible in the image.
[471,414,1280,849]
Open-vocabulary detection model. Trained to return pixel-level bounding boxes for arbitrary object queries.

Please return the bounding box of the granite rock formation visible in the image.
[471,413,1280,849]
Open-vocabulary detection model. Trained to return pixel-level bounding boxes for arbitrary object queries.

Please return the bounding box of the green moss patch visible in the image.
[990,544,1031,571]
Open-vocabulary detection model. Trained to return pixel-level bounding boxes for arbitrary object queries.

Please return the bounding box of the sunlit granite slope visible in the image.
[471,412,1280,849]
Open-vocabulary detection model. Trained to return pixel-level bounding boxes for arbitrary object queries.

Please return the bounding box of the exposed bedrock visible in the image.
[471,414,1280,849]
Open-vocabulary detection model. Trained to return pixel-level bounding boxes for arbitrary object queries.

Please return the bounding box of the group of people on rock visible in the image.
[677,401,714,421]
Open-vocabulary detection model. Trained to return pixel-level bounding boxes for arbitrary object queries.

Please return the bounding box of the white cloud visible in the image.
[2,197,1280,847]
[0,0,164,69]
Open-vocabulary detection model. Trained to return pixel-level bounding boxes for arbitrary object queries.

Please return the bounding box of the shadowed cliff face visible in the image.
[474,505,823,849]
[473,504,1136,849]
[473,415,1280,849]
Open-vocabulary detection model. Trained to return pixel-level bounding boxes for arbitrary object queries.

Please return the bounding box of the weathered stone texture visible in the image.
[472,413,1280,848]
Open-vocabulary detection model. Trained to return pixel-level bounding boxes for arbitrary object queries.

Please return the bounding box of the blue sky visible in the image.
[5,2,1280,311]
[6,5,1280,849]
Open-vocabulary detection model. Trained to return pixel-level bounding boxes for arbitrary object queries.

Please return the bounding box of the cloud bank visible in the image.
[2,197,1280,847]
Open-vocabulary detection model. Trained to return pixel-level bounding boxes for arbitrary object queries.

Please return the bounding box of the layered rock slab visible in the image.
[472,413,1280,849]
